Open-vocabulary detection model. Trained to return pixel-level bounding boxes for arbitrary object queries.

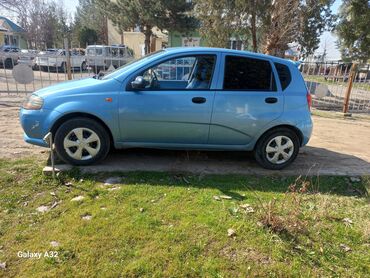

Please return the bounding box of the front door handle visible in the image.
[192,97,206,104]
[265,97,278,104]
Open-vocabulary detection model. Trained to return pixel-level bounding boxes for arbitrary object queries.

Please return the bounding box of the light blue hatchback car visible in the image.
[20,47,312,169]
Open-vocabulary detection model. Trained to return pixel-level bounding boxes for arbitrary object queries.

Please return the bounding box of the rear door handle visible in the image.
[265,97,278,104]
[192,97,206,104]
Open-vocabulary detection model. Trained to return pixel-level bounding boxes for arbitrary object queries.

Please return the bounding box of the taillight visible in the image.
[306,92,312,110]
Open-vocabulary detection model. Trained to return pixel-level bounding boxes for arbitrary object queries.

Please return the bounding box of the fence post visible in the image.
[64,38,72,80]
[343,63,357,114]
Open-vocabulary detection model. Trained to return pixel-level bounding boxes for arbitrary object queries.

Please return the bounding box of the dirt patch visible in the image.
[0,94,46,159]
[1,94,369,175]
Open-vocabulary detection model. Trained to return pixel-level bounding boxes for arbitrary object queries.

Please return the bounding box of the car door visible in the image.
[209,53,284,146]
[118,53,219,145]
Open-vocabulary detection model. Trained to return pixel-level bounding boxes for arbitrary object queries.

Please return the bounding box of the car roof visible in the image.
[163,47,296,66]
[87,45,126,48]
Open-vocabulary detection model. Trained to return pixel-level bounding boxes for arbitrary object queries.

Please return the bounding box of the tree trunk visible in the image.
[120,31,124,45]
[144,26,152,55]
[251,0,258,52]
[251,10,257,52]
[103,16,109,45]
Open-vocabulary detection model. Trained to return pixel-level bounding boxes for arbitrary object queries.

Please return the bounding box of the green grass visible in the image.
[311,109,370,121]
[0,158,369,277]
[304,75,370,92]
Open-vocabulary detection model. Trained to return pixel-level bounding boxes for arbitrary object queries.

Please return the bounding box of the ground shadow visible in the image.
[54,146,369,197]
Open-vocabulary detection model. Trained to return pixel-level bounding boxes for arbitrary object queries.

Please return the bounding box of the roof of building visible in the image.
[0,16,25,33]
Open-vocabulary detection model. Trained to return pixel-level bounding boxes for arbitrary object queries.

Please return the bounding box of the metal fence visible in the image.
[0,46,133,94]
[0,55,93,94]
[1,56,370,114]
[301,61,370,113]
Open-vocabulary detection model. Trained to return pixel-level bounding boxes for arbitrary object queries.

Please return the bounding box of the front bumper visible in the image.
[23,133,49,147]
[19,108,61,147]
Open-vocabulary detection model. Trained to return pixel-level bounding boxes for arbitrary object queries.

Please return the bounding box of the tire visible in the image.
[81,61,87,71]
[254,127,300,170]
[4,58,13,69]
[60,62,66,73]
[54,118,110,166]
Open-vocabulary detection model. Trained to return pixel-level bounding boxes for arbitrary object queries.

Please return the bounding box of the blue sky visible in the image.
[315,0,342,60]
[64,0,79,16]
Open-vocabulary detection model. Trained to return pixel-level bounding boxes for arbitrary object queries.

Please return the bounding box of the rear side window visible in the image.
[223,56,276,91]
[274,62,291,90]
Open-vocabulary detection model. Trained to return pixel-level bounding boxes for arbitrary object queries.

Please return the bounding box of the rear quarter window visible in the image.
[274,62,292,90]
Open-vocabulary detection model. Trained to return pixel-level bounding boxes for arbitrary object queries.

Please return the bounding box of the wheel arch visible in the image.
[50,112,114,145]
[254,124,304,150]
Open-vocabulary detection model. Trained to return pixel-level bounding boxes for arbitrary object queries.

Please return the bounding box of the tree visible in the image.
[195,0,236,48]
[195,0,283,53]
[78,27,98,46]
[336,0,370,62]
[262,0,300,57]
[0,0,27,13]
[97,0,196,54]
[195,0,334,57]
[73,0,108,46]
[14,0,72,49]
[297,0,335,59]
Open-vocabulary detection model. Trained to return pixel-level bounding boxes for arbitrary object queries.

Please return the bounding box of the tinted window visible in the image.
[223,56,276,91]
[274,62,291,90]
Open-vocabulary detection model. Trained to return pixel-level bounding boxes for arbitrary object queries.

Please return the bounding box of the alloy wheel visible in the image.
[63,127,101,160]
[265,135,294,165]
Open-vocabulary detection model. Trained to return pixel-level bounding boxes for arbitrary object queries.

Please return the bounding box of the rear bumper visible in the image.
[299,117,313,146]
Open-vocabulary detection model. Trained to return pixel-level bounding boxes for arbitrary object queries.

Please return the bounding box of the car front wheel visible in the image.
[254,128,300,170]
[54,118,110,166]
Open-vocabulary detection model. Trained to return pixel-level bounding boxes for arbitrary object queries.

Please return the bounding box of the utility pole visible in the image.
[343,63,358,114]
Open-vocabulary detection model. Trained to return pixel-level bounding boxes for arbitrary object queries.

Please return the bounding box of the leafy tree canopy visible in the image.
[336,0,370,62]
[97,0,197,54]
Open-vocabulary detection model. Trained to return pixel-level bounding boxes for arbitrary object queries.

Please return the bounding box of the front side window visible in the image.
[137,55,216,90]
[223,56,276,91]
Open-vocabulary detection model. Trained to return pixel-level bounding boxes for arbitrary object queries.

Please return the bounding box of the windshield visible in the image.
[101,50,165,80]
[87,48,103,56]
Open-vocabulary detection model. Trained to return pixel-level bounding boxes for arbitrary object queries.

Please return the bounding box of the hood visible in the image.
[34,77,120,99]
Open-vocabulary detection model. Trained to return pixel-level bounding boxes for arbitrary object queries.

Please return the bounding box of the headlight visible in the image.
[22,94,44,110]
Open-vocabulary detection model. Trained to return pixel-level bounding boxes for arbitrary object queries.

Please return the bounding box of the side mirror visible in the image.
[131,76,145,90]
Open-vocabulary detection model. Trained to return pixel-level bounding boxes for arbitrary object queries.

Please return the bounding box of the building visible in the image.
[107,20,167,58]
[169,31,204,47]
[0,16,27,48]
[169,31,250,51]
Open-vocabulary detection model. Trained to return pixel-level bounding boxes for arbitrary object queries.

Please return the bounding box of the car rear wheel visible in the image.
[60,62,66,73]
[81,61,87,71]
[254,128,300,170]
[54,118,110,166]
[4,58,13,69]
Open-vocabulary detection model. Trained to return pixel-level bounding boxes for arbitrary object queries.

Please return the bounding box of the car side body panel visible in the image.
[19,47,312,154]
[20,78,122,147]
